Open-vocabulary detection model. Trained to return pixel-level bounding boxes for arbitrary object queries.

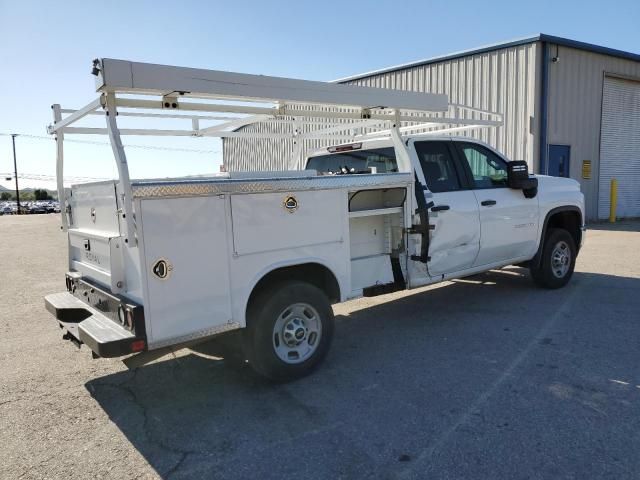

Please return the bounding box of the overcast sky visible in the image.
[1,0,639,189]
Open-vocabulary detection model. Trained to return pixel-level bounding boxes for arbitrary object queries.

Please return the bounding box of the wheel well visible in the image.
[248,263,341,312]
[546,209,582,249]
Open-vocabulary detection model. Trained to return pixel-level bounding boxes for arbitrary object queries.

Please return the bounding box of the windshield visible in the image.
[305,147,398,175]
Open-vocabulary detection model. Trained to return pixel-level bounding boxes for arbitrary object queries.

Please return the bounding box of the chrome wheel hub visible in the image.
[273,303,321,364]
[551,240,571,278]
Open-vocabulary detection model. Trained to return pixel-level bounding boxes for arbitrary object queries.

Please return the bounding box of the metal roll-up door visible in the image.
[598,76,640,219]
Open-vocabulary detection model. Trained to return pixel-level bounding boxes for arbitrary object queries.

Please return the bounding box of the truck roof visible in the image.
[307,135,498,159]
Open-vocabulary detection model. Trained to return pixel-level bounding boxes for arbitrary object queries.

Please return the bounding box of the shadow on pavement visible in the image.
[85,267,640,479]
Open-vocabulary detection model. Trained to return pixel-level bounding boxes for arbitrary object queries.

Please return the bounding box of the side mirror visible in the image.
[507,161,538,198]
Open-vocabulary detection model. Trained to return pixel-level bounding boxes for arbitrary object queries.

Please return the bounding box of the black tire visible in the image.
[530,228,576,289]
[243,281,334,382]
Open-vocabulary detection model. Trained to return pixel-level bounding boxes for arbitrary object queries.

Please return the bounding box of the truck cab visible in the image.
[306,136,584,288]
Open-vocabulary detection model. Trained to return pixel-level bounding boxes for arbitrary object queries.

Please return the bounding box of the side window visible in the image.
[458,143,508,188]
[305,147,398,175]
[414,141,462,193]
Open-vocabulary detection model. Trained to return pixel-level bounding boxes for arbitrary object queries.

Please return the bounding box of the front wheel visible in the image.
[243,281,334,382]
[530,228,577,289]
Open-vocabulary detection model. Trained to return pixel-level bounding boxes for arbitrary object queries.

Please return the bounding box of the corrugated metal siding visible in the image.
[223,118,296,172]
[546,45,640,219]
[597,76,640,219]
[223,105,361,171]
[223,43,539,172]
[350,43,538,166]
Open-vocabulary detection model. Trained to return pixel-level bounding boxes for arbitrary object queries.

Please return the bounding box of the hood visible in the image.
[534,174,581,192]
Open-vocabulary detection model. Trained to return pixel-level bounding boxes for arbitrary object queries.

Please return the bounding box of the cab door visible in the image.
[453,141,539,266]
[411,140,481,277]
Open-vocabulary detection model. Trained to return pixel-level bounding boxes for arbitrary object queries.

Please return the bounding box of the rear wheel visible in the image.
[243,281,334,381]
[530,228,576,289]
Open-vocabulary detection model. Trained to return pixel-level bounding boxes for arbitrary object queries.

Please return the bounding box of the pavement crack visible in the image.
[165,452,189,480]
[94,369,199,477]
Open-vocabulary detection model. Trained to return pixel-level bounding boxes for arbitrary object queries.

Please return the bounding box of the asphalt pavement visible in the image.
[1,214,639,479]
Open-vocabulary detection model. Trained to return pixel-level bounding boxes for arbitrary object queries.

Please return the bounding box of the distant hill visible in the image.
[0,187,58,200]
[0,186,37,192]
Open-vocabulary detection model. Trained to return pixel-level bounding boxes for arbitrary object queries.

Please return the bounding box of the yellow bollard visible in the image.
[609,178,618,223]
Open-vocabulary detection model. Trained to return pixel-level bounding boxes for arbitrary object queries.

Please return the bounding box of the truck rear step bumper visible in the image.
[45,292,144,358]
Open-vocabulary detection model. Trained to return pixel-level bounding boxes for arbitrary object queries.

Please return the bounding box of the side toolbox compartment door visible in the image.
[139,196,233,347]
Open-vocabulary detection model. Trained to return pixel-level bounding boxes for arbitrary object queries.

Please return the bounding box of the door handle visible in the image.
[431,205,450,212]
[481,200,497,206]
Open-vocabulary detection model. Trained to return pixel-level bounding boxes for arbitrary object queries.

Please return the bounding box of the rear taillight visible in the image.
[130,340,145,352]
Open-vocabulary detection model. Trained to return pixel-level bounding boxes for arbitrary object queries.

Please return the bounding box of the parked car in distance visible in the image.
[0,201,59,215]
[26,203,46,214]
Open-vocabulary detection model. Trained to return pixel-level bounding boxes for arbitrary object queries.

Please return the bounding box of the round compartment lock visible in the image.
[152,258,172,280]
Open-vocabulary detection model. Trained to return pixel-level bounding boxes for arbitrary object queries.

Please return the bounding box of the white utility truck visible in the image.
[45,59,585,381]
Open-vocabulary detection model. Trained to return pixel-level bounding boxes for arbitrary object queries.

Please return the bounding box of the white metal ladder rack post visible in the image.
[47,58,503,246]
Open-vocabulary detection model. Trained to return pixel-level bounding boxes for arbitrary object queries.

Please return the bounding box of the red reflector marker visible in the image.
[130,340,146,352]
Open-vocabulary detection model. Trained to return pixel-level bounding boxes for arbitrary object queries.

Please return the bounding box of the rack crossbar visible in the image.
[48,58,504,245]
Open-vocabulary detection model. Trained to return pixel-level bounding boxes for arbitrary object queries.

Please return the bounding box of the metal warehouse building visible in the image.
[223,34,640,220]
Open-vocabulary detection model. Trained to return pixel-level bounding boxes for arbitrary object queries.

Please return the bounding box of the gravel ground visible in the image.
[1,214,639,479]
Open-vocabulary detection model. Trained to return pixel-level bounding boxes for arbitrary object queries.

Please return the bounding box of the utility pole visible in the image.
[11,134,20,214]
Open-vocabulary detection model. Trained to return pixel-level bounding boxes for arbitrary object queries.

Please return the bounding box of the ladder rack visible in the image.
[48,58,503,244]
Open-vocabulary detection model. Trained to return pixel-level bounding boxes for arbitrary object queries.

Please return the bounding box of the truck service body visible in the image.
[45,59,585,380]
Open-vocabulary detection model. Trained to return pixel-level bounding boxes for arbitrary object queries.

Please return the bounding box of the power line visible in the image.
[0,132,221,155]
[1,172,109,182]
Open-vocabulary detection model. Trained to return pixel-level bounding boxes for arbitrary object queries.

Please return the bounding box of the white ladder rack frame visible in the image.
[48,58,503,245]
